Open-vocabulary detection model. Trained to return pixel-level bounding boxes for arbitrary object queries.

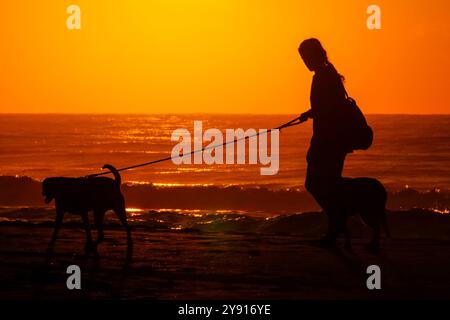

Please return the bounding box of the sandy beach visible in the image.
[1,223,450,300]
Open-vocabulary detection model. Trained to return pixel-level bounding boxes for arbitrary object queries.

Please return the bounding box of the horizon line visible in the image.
[1,112,449,116]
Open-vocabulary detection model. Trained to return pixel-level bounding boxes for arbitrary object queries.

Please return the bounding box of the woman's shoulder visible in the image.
[315,65,339,78]
[313,67,342,87]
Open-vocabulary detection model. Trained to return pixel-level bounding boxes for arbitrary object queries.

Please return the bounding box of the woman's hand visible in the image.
[298,110,312,123]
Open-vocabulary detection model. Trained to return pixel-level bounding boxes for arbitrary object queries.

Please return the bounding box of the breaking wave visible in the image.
[0,206,449,239]
[0,175,449,213]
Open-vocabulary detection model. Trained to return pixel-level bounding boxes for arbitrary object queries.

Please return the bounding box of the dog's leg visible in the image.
[381,210,391,238]
[47,210,64,252]
[316,212,338,248]
[370,223,381,251]
[364,212,381,253]
[340,217,352,250]
[94,210,106,247]
[324,221,337,243]
[327,210,340,244]
[334,209,352,249]
[116,207,133,262]
[81,212,94,252]
[343,226,351,249]
[115,206,133,249]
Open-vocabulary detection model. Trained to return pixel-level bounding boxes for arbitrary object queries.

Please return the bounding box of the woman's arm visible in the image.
[298,109,314,122]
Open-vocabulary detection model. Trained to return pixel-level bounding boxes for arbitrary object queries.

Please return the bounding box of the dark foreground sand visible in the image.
[1,226,450,300]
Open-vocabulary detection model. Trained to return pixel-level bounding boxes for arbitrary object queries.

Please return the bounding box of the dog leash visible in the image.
[86,117,305,178]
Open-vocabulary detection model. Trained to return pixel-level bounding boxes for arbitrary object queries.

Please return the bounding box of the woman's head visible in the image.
[298,38,328,71]
[298,38,344,81]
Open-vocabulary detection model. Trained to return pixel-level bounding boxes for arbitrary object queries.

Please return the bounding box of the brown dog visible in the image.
[325,177,390,252]
[42,164,132,252]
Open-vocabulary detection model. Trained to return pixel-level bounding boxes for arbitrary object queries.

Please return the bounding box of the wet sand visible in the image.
[1,225,450,300]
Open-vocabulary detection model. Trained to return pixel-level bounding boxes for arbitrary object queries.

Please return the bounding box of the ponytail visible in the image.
[325,61,345,82]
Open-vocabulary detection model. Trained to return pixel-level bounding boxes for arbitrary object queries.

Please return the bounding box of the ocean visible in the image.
[1,114,449,189]
[0,114,449,220]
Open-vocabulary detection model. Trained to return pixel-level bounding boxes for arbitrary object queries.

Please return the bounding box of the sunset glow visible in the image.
[1,0,449,114]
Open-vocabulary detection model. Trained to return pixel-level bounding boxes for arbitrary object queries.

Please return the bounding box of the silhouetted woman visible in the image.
[297,38,349,246]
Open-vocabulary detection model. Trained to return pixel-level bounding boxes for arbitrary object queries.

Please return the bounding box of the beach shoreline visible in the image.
[1,224,450,300]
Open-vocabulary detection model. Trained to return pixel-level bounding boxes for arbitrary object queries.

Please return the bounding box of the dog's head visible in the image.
[42,178,57,204]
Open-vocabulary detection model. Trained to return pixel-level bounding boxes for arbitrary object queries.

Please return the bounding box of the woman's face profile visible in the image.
[299,50,316,72]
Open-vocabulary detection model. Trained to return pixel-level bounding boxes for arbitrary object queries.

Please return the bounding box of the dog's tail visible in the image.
[102,164,121,186]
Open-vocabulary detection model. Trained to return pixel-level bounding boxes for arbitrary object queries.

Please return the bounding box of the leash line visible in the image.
[86,117,304,178]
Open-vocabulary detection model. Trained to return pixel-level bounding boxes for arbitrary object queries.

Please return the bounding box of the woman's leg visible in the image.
[305,149,347,245]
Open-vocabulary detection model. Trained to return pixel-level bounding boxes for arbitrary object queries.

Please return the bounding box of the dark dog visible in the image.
[42,164,132,252]
[323,177,390,252]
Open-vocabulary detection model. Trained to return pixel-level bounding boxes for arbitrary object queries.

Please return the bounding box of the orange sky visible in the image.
[0,0,449,114]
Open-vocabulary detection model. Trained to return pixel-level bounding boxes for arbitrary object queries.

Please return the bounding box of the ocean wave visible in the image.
[0,207,449,239]
[0,175,449,213]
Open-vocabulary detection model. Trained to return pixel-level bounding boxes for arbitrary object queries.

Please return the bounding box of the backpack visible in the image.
[339,92,373,152]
